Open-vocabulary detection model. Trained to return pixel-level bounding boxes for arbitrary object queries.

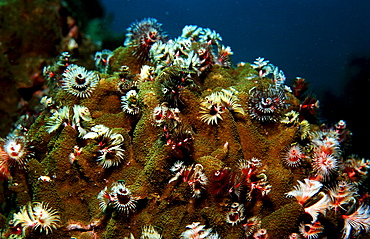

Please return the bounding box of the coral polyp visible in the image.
[124,18,167,61]
[161,121,193,153]
[94,49,113,74]
[326,181,357,212]
[216,45,233,67]
[158,67,195,108]
[121,89,140,115]
[12,202,60,235]
[199,89,244,125]
[180,222,219,239]
[61,64,99,98]
[219,88,245,115]
[226,202,245,226]
[97,181,137,215]
[169,162,208,198]
[341,204,370,239]
[282,144,305,167]
[310,130,341,157]
[45,106,70,133]
[110,181,137,214]
[199,92,225,125]
[312,152,338,180]
[84,125,125,168]
[243,216,262,237]
[152,103,180,126]
[342,155,370,184]
[1,136,29,167]
[141,225,162,239]
[139,65,156,82]
[46,105,92,137]
[303,192,330,222]
[248,85,288,122]
[251,57,270,76]
[292,77,310,98]
[299,221,324,239]
[285,179,323,205]
[253,228,269,239]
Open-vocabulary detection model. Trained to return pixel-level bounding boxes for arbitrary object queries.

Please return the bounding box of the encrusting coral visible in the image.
[1,18,369,239]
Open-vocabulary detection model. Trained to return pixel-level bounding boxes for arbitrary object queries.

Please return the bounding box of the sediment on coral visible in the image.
[1,18,369,239]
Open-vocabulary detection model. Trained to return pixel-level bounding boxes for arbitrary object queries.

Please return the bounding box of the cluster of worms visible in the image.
[281,119,370,238]
[1,17,369,239]
[149,24,233,74]
[213,157,271,233]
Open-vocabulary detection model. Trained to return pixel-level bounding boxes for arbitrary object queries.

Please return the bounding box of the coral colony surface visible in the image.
[1,18,370,239]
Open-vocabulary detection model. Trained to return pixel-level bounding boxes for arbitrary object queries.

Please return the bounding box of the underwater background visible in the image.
[0,0,370,239]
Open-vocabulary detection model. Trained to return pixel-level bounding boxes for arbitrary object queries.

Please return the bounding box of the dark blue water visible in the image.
[99,0,370,157]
